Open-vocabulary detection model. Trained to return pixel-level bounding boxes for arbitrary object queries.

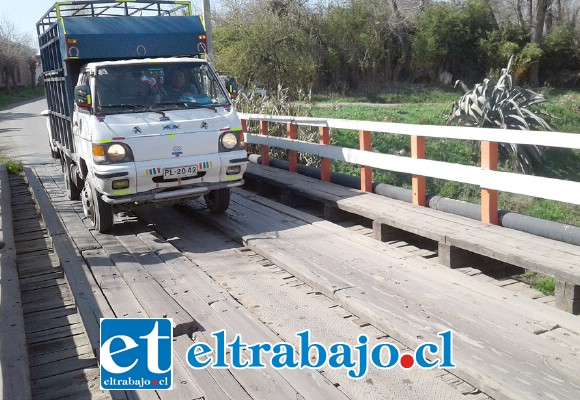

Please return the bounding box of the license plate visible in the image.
[163,165,197,179]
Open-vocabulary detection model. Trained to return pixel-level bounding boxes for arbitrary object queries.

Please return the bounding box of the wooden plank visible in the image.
[29,343,93,368]
[173,335,239,400]
[31,367,100,398]
[0,166,32,400]
[26,167,117,359]
[30,356,97,381]
[82,248,146,319]
[24,312,81,334]
[191,188,580,400]
[27,323,85,345]
[28,332,90,358]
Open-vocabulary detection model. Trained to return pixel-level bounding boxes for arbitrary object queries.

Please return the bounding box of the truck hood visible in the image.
[92,109,236,161]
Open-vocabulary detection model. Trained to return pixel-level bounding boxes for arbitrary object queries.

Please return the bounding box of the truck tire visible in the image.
[204,188,230,214]
[64,162,82,200]
[82,181,113,233]
[49,141,60,159]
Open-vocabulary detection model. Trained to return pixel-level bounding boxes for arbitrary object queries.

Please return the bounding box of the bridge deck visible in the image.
[187,187,580,400]
[243,163,580,314]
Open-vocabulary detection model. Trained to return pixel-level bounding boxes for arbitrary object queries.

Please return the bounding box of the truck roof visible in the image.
[37,1,206,61]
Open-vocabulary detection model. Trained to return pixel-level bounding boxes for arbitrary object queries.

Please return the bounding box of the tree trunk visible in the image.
[530,0,551,86]
[515,0,525,28]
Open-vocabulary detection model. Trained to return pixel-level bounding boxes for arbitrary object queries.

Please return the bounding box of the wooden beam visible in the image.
[411,135,426,206]
[481,141,498,225]
[287,123,298,173]
[359,130,372,192]
[319,126,331,182]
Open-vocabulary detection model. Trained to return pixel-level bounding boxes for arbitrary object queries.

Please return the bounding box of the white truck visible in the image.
[37,1,247,232]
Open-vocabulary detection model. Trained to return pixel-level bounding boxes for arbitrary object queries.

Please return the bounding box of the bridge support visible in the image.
[287,123,298,173]
[556,281,580,315]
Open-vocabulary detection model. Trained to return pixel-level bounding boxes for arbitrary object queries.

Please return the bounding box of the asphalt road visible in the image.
[0,97,53,165]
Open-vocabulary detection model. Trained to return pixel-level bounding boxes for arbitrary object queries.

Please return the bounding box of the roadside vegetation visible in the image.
[0,156,23,174]
[0,86,44,108]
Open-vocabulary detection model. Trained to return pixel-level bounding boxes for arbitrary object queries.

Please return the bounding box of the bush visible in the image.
[542,24,580,73]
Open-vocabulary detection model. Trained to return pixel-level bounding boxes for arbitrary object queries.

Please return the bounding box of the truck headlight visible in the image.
[107,144,127,162]
[220,132,239,150]
[92,143,133,164]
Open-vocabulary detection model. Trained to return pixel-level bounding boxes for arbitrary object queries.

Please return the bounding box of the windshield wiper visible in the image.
[99,104,146,109]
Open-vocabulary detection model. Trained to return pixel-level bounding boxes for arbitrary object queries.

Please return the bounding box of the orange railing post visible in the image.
[319,126,331,182]
[359,130,372,192]
[411,135,426,206]
[259,120,270,167]
[287,123,298,173]
[481,141,499,224]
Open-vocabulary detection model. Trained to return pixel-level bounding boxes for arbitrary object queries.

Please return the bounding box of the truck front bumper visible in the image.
[101,179,244,205]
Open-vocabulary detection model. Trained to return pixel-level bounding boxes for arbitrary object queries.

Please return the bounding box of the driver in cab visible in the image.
[165,68,198,101]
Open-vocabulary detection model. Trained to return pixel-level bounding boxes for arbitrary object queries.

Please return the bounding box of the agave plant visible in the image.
[447,57,552,174]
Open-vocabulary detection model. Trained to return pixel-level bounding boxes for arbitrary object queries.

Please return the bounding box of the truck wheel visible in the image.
[204,188,230,214]
[64,162,82,200]
[82,181,113,233]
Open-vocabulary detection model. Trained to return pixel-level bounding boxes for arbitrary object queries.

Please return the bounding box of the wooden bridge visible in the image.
[1,110,579,400]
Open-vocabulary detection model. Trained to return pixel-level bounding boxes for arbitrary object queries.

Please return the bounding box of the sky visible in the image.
[1,1,205,51]
[1,1,58,46]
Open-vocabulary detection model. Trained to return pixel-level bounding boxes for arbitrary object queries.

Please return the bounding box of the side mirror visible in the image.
[74,84,91,108]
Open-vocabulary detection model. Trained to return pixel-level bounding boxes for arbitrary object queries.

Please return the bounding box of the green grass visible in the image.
[302,87,580,226]
[0,86,45,109]
[518,271,556,296]
[0,156,24,175]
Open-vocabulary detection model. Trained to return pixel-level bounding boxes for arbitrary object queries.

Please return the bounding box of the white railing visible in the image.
[239,113,580,225]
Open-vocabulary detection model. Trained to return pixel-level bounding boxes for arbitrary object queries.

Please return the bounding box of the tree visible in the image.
[0,17,36,93]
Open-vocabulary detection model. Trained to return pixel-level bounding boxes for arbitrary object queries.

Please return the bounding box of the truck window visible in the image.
[94,62,230,114]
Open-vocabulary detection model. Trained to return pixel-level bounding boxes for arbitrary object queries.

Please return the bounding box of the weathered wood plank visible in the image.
[29,343,94,368]
[189,187,580,400]
[0,166,32,400]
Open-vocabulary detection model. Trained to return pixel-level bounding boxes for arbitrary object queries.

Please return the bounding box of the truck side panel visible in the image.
[39,21,75,153]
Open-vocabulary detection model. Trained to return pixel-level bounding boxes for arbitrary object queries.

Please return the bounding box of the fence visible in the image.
[239,113,580,225]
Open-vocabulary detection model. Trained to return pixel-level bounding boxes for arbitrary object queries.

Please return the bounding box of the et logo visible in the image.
[100,318,173,390]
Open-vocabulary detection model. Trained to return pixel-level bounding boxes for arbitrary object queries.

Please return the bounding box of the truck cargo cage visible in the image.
[37,1,192,35]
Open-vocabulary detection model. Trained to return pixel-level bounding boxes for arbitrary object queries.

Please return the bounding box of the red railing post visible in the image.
[259,120,270,167]
[481,141,499,224]
[287,123,298,173]
[359,130,372,192]
[319,126,331,182]
[411,135,426,206]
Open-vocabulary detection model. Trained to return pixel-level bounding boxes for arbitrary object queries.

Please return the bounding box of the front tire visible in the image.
[82,181,114,233]
[204,188,230,214]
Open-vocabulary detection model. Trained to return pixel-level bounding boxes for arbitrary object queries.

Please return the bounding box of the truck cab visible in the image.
[37,2,247,232]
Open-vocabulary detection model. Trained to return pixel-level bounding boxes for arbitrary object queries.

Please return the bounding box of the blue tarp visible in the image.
[61,16,206,60]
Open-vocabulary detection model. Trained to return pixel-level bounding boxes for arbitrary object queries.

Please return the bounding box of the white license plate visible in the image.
[163,165,197,179]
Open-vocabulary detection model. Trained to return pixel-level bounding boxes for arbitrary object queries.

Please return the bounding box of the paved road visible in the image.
[0,98,52,165]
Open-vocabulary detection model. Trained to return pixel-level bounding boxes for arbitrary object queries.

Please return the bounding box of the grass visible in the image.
[518,271,556,296]
[0,156,24,175]
[303,85,580,227]
[0,86,45,109]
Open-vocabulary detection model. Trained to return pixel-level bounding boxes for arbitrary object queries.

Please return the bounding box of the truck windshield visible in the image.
[94,62,231,114]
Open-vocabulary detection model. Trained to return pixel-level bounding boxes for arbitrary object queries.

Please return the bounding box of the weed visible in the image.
[0,157,23,175]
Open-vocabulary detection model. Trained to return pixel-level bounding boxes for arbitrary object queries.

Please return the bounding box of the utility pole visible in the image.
[202,0,214,57]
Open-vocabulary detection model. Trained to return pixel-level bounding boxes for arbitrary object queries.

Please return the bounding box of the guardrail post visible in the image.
[241,119,248,152]
[319,126,331,182]
[259,120,270,167]
[359,130,372,192]
[287,123,298,173]
[411,135,426,206]
[481,141,498,224]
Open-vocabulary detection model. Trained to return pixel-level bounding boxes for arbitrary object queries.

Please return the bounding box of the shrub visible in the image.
[447,57,552,173]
